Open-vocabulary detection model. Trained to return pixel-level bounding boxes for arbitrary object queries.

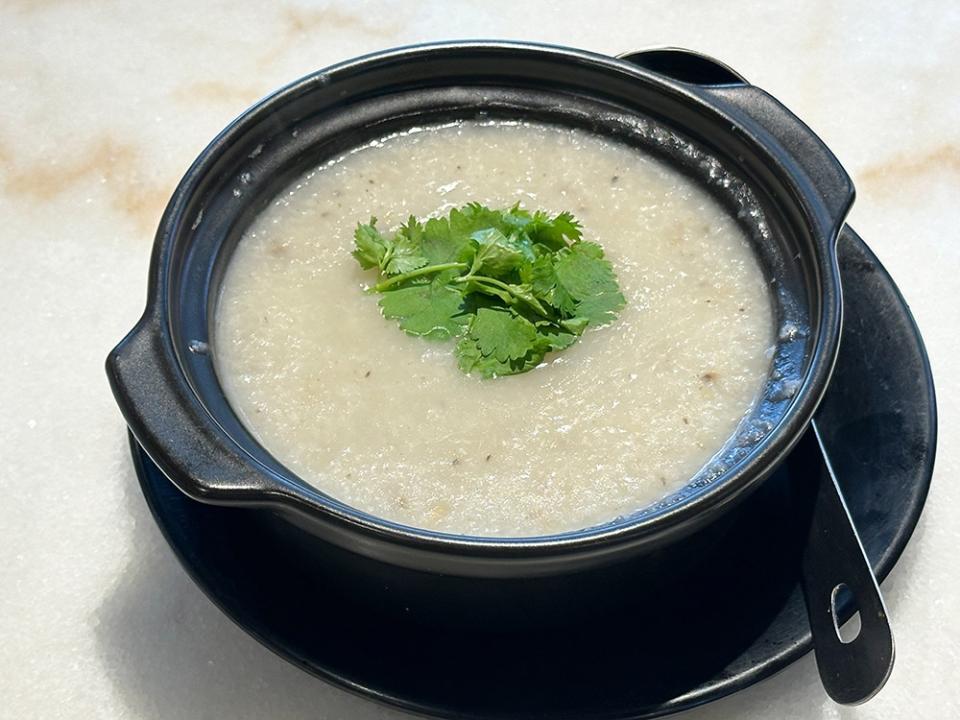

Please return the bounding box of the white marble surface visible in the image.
[1,1,958,718]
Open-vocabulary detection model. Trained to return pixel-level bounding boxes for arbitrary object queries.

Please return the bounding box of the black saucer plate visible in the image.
[131,227,936,719]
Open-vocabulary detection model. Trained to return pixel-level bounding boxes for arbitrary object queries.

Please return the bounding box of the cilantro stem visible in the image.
[372,262,469,292]
[457,274,509,292]
[455,274,552,319]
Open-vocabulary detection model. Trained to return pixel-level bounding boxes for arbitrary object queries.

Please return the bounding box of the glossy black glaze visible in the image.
[131,229,936,718]
[107,42,851,579]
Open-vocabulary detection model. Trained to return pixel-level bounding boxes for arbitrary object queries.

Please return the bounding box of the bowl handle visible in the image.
[798,419,895,704]
[617,47,854,233]
[106,313,270,503]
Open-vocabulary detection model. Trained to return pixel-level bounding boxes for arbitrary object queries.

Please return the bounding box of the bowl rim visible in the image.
[109,40,849,562]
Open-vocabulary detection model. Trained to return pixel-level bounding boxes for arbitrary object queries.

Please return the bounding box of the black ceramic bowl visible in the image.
[107,42,852,624]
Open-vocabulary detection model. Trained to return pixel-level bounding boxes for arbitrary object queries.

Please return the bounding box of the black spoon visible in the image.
[800,418,894,703]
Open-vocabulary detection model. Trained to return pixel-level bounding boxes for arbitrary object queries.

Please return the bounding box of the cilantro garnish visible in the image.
[351,203,626,378]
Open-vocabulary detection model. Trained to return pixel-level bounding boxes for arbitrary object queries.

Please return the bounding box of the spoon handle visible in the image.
[801,419,895,704]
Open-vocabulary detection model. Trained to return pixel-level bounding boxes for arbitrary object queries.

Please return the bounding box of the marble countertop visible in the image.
[2,1,958,718]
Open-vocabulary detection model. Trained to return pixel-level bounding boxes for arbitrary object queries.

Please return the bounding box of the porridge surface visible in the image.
[215,121,775,537]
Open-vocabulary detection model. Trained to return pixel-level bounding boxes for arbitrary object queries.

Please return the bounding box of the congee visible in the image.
[215,120,775,537]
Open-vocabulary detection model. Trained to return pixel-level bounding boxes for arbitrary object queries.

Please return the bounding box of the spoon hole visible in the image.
[831,583,862,644]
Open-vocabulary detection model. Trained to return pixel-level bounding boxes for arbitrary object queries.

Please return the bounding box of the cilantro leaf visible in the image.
[468,308,538,362]
[525,210,583,250]
[560,316,590,335]
[554,242,625,326]
[455,309,550,378]
[500,282,550,318]
[350,203,626,378]
[451,202,510,237]
[378,274,466,339]
[352,219,388,270]
[537,325,578,351]
[353,217,428,275]
[551,211,583,242]
[382,219,429,275]
[575,290,626,326]
[554,243,619,298]
[530,254,577,315]
[421,216,470,265]
[470,228,530,276]
[455,338,514,377]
